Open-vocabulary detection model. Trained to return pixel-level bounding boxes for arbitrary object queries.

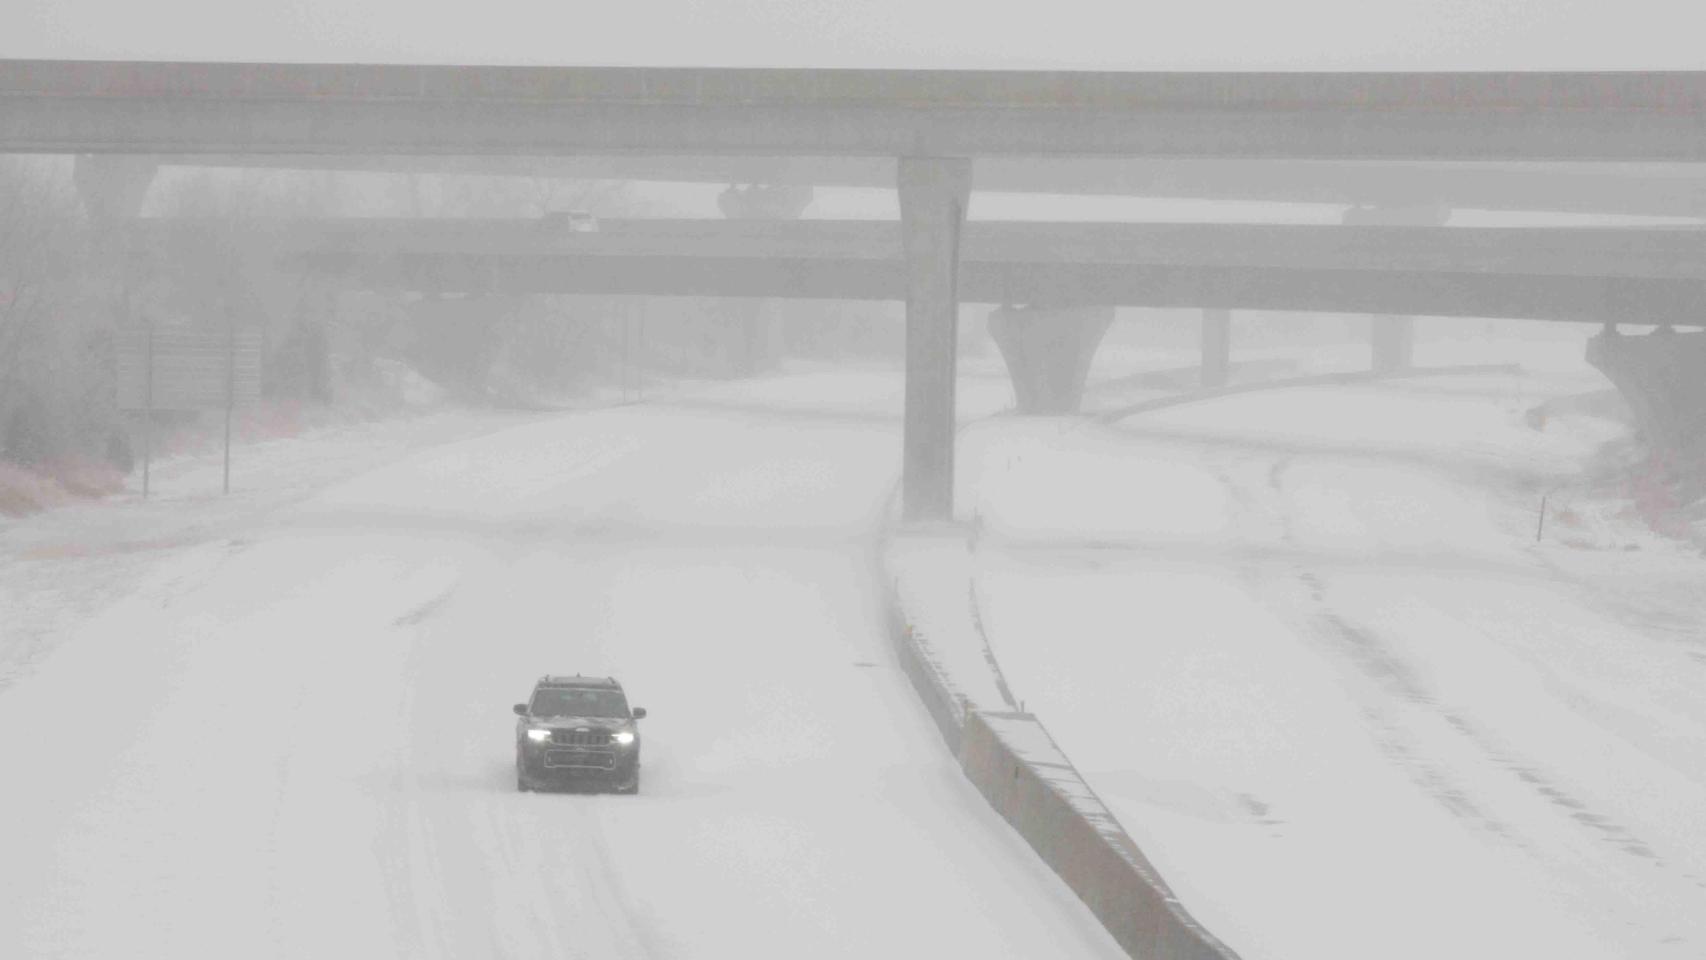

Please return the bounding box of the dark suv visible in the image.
[513,676,646,794]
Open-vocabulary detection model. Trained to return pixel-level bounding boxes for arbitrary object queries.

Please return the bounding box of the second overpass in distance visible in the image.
[138,217,1706,326]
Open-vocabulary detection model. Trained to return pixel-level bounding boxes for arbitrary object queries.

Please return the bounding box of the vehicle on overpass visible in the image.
[513,675,646,794]
[542,209,599,232]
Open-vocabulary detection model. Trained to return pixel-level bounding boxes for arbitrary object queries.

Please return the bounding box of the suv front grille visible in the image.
[545,750,616,769]
[551,729,613,746]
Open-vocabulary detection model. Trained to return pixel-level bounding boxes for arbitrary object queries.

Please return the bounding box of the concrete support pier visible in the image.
[1586,324,1706,457]
[1201,308,1232,388]
[1343,204,1445,372]
[715,184,813,376]
[1371,315,1416,373]
[988,305,1116,413]
[898,157,971,522]
[72,154,157,221]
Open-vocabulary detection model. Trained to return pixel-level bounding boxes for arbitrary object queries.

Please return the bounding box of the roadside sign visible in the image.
[117,327,262,412]
[117,324,263,497]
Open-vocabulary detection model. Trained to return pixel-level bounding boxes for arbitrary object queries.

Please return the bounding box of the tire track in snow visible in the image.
[1299,590,1520,844]
[394,586,458,628]
[1265,475,1669,870]
[3,388,1128,960]
[422,536,699,960]
[1298,568,1668,868]
[1184,435,1656,864]
[384,558,655,960]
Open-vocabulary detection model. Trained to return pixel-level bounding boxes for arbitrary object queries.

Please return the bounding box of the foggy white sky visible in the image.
[5,0,1706,70]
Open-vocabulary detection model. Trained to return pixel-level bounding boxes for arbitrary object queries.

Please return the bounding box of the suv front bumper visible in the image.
[518,742,637,785]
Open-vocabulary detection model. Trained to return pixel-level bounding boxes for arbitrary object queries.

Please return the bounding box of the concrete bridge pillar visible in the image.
[1371,314,1416,373]
[1343,204,1447,372]
[72,154,157,221]
[898,157,971,522]
[715,184,813,377]
[987,305,1115,413]
[1586,324,1706,457]
[1202,308,1232,388]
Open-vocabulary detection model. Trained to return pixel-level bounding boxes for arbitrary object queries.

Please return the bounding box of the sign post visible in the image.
[223,319,235,495]
[637,302,646,402]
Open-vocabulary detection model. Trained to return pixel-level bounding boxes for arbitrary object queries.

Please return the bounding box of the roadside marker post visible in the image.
[142,320,154,499]
[223,320,235,495]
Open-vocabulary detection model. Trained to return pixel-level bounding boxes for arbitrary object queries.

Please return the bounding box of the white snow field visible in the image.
[961,325,1706,959]
[0,371,1122,959]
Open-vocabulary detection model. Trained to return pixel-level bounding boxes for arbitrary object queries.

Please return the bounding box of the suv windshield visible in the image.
[530,687,630,719]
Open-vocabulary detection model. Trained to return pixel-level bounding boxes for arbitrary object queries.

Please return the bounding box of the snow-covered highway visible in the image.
[965,337,1706,959]
[9,336,1705,960]
[0,381,1122,959]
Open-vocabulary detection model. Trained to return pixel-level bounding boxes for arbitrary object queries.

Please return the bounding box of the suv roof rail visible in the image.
[536,674,621,687]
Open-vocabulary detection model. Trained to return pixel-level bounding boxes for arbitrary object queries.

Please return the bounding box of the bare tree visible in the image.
[0,157,111,468]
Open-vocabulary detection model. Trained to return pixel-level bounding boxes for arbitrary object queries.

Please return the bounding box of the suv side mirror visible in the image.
[512,703,529,716]
[631,707,647,720]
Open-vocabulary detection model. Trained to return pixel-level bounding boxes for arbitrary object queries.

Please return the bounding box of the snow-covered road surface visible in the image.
[0,384,1122,959]
[965,352,1706,960]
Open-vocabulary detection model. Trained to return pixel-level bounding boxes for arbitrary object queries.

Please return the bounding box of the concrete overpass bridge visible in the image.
[136,215,1706,439]
[8,63,1706,160]
[140,217,1706,331]
[131,155,1706,221]
[7,60,1706,517]
[162,218,1706,285]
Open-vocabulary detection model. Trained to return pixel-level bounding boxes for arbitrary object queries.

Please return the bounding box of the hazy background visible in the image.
[5,9,1706,960]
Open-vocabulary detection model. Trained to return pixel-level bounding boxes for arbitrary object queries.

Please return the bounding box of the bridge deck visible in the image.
[143,155,1706,219]
[149,218,1699,323]
[139,217,1706,282]
[6,61,1706,159]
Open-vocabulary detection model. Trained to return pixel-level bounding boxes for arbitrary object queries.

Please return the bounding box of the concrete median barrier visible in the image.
[879,578,969,755]
[960,710,1239,960]
[881,531,1240,960]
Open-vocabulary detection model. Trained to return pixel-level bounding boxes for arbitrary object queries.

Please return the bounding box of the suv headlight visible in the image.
[525,728,552,743]
[612,731,635,746]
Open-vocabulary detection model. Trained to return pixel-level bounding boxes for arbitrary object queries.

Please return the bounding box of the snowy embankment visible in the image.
[0,406,543,693]
[941,328,1706,960]
[0,365,1123,959]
